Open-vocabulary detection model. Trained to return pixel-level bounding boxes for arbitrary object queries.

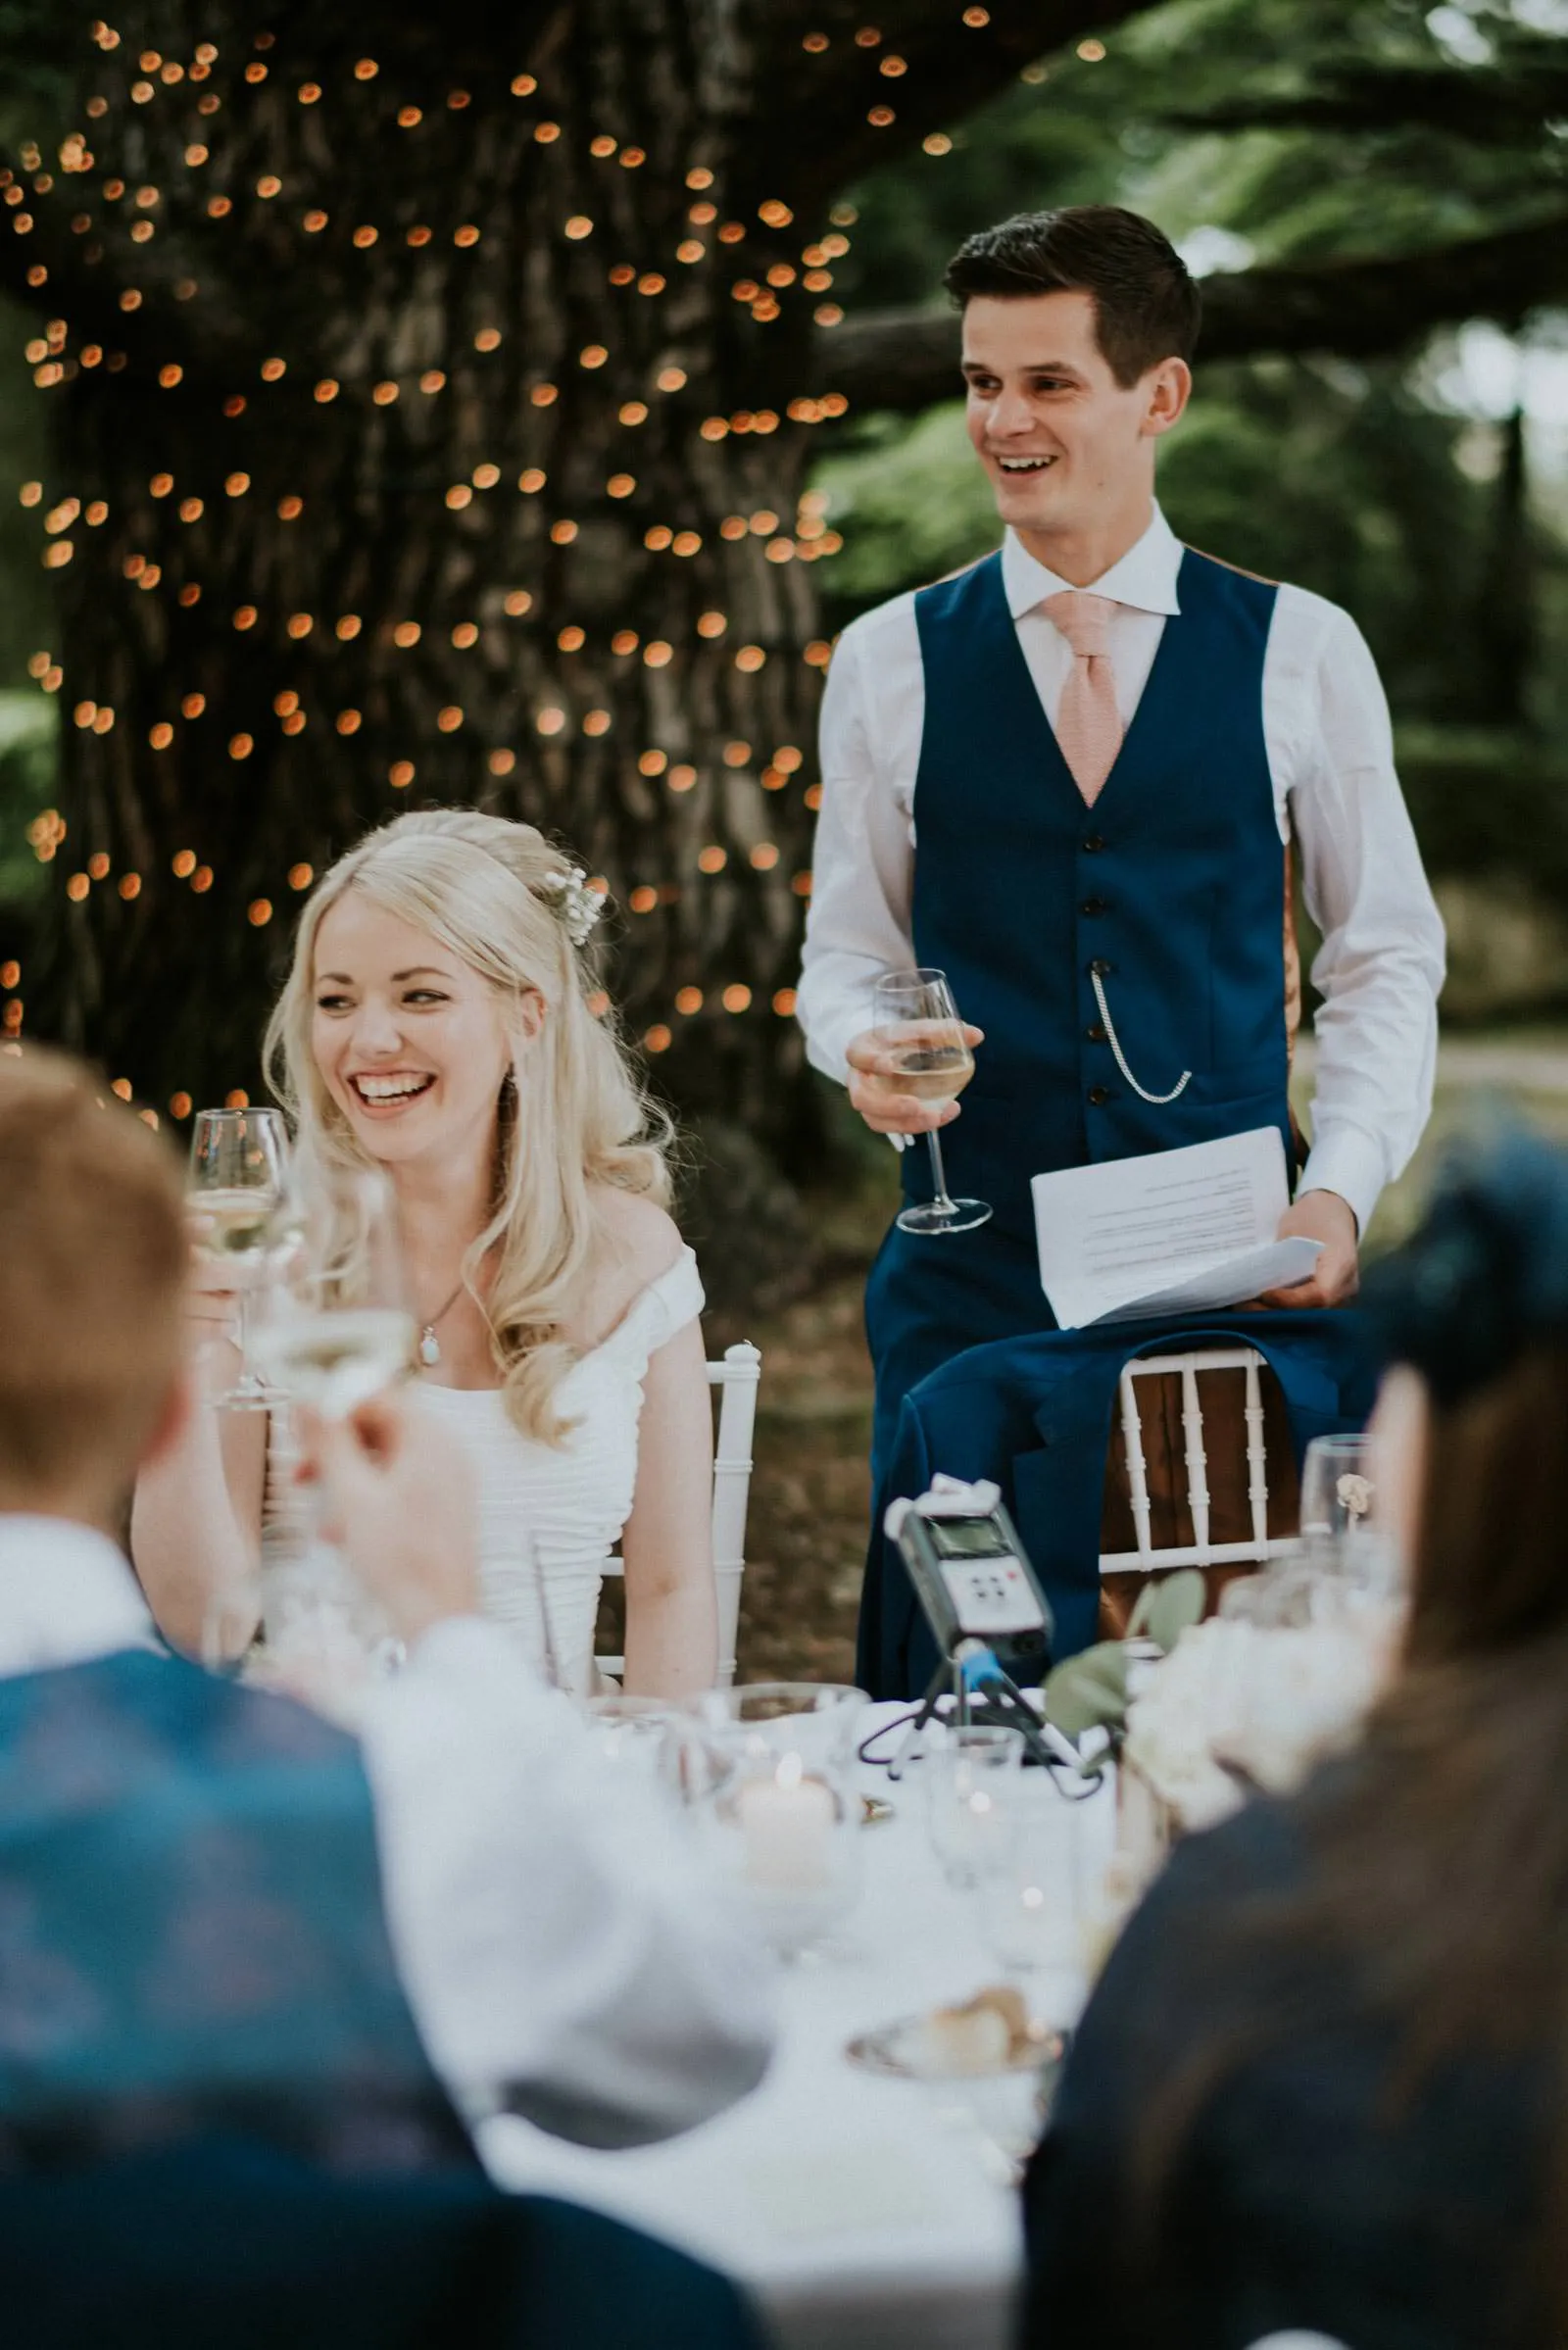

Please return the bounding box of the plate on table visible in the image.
[846,1993,1066,2082]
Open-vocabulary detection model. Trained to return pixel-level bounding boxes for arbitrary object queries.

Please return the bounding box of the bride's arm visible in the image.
[130,1270,267,1658]
[619,1315,718,1699]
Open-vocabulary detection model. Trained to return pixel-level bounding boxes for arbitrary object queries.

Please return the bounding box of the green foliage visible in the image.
[0,686,58,906]
[1042,1568,1203,1745]
[834,0,1568,309]
[1127,1566,1205,1651]
[812,0,1568,999]
[813,356,1495,724]
[812,406,1000,612]
[1043,1638,1127,1740]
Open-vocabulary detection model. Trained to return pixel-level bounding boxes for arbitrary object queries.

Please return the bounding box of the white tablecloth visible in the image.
[478,1702,1115,2350]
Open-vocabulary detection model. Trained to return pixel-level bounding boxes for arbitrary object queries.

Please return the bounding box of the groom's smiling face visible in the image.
[960,289,1188,548]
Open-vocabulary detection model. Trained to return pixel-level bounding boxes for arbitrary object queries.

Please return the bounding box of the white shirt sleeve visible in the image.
[796,605,920,1085]
[358,1617,776,2148]
[1276,589,1446,1232]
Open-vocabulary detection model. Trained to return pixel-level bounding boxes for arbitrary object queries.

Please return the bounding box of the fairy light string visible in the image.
[2,10,1014,1110]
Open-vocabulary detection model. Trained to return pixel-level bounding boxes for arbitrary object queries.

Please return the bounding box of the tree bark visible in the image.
[4,0,1105,1151]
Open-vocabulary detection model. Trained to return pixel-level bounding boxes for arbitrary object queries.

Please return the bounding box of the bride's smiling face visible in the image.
[311,892,528,1166]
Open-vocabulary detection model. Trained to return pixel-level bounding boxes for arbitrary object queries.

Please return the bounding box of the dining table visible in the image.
[477,1699,1117,2350]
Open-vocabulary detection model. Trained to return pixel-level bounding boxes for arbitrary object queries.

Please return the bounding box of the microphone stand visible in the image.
[886,1637,1063,1780]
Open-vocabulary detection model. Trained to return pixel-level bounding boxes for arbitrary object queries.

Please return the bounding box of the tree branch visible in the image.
[1163,55,1568,146]
[1198,209,1568,360]
[742,0,1166,220]
[820,208,1568,411]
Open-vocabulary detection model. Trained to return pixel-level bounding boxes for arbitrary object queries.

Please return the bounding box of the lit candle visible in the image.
[736,1750,834,1890]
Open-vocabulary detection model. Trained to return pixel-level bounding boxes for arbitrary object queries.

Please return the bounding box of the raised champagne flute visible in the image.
[249,1166,416,1419]
[873,968,992,1237]
[187,1106,291,1409]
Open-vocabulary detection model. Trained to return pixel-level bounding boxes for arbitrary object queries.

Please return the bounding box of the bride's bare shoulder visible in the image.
[576,1186,689,1340]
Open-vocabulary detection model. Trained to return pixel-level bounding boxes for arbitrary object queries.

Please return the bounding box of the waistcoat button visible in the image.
[1090,957,1112,977]
[1085,1022,1106,1043]
[1080,897,1107,916]
[1082,835,1105,853]
[1087,1085,1110,1106]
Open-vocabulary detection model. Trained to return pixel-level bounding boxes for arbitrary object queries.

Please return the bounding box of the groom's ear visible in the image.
[1142,356,1192,438]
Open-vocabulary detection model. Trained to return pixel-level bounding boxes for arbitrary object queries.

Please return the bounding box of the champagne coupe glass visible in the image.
[187,1106,290,1410]
[250,1166,416,1420]
[872,968,992,1237]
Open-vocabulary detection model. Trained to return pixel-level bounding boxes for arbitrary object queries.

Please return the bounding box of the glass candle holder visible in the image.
[696,1683,868,1957]
[584,1692,695,1804]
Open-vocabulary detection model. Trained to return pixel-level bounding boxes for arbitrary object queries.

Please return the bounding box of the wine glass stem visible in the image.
[925,1125,957,1212]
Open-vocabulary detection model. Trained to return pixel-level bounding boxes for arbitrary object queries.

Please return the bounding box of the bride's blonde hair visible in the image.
[264,808,672,1444]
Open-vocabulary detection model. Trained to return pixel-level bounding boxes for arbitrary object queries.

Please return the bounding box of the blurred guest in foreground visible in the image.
[134,808,716,1702]
[1024,1127,1568,2350]
[0,1047,772,2164]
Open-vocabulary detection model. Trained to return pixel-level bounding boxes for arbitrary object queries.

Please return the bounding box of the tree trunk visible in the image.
[3,0,1152,1155]
[1471,405,1533,731]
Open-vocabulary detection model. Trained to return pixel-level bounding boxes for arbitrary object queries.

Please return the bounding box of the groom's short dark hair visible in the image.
[945,206,1200,387]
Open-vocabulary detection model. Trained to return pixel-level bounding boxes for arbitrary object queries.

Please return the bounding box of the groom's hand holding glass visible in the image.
[846,1019,986,1137]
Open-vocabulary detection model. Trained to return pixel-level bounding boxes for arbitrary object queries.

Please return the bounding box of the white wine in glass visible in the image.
[251,1306,416,1420]
[248,1167,416,1420]
[873,969,992,1237]
[187,1106,290,1409]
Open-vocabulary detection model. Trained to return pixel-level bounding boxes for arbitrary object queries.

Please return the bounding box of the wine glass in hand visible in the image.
[872,969,992,1237]
[187,1106,290,1409]
[250,1167,416,1419]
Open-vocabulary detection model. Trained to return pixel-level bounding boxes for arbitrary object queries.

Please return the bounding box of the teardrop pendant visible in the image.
[418,1325,441,1368]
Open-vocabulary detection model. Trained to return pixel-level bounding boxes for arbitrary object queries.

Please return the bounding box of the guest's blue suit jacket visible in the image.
[0,1647,472,2174]
[859,1308,1377,1699]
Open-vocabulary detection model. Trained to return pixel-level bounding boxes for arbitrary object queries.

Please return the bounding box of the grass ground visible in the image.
[719,1033,1568,1686]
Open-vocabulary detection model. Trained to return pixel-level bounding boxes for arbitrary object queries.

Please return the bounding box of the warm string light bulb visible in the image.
[24,63,848,1076]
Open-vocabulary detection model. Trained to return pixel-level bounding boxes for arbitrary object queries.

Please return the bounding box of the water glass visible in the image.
[923,1723,1024,1888]
[977,1781,1088,2025]
[1299,1433,1394,1596]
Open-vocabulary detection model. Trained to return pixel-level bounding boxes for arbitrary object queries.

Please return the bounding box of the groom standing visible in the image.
[797,207,1444,1675]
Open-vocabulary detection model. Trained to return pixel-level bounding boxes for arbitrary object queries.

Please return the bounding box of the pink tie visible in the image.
[1044,589,1122,807]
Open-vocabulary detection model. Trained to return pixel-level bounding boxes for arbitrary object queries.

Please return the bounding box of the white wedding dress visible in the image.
[263,1247,706,1697]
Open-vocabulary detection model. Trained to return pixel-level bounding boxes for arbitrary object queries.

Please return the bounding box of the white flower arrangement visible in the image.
[537,864,606,948]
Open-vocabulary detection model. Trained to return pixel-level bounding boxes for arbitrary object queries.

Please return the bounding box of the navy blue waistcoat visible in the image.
[858,545,1312,1694]
[908,544,1293,1239]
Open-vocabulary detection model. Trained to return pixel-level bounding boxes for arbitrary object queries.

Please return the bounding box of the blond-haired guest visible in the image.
[133,809,716,1701]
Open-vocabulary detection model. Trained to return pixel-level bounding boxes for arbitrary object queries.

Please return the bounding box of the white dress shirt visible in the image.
[0,1514,775,2149]
[798,506,1446,1234]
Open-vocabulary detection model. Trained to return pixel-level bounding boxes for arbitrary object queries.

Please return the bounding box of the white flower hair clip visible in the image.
[537,864,606,948]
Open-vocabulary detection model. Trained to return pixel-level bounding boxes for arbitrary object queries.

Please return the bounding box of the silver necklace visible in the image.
[417,1277,468,1369]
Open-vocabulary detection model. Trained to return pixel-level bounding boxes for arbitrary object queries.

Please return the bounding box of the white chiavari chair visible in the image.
[1101,1346,1297,1580]
[597,1340,761,1689]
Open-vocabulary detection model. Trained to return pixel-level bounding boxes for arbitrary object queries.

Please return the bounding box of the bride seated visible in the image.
[133,808,717,1701]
